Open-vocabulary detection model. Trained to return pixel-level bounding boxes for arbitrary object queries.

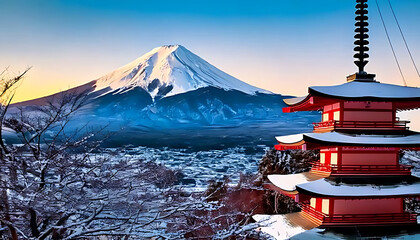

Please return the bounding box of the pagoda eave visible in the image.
[283,95,333,113]
[283,94,420,113]
[295,178,420,198]
[309,81,420,104]
[283,82,420,113]
[267,172,330,193]
[309,89,420,103]
[263,183,299,200]
[275,132,420,150]
[297,188,420,199]
[252,213,321,238]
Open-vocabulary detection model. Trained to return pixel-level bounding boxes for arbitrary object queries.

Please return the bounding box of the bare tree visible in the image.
[0,68,29,240]
[0,69,261,240]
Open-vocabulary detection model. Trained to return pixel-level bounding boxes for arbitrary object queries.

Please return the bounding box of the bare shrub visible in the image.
[259,148,319,178]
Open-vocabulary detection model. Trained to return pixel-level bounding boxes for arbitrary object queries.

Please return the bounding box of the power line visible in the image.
[387,0,420,80]
[375,0,407,86]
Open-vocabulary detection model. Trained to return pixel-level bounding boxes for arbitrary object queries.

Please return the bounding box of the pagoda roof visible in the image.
[252,213,320,239]
[284,81,420,112]
[275,131,420,148]
[297,177,420,197]
[268,172,329,192]
[284,96,307,105]
[310,81,420,100]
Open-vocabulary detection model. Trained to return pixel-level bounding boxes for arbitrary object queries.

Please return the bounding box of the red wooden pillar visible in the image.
[337,147,342,172]
[392,102,396,124]
[329,198,334,216]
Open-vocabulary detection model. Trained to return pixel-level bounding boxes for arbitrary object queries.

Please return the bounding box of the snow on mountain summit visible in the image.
[94,45,270,98]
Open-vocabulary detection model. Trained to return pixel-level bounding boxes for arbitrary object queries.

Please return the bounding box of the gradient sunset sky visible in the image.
[1,0,420,103]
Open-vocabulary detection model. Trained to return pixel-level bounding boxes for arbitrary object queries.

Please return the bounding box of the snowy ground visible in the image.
[95,147,420,193]
[102,146,267,191]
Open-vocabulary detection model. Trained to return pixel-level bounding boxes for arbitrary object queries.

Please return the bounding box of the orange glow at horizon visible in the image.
[9,51,420,104]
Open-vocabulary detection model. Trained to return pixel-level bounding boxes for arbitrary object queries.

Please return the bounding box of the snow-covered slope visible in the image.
[10,45,320,147]
[93,45,270,99]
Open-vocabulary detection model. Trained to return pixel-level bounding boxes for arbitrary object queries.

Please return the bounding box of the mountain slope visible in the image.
[10,45,320,147]
[92,86,289,126]
[93,45,270,99]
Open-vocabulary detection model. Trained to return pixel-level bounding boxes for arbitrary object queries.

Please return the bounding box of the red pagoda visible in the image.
[253,0,420,238]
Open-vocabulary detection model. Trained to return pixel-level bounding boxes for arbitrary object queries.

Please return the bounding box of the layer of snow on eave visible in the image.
[310,81,420,99]
[253,214,307,240]
[305,132,420,145]
[284,96,308,106]
[276,134,304,144]
[297,178,420,197]
[268,173,313,192]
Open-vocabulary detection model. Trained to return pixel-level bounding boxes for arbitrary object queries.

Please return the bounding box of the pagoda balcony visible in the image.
[300,204,327,221]
[311,162,412,176]
[313,120,410,133]
[300,204,418,227]
[323,212,418,226]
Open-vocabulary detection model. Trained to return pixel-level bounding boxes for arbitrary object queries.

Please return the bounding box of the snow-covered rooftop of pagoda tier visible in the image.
[283,96,307,106]
[310,81,420,99]
[275,134,306,145]
[284,81,420,106]
[296,177,420,197]
[275,131,420,146]
[253,213,320,240]
[268,172,329,192]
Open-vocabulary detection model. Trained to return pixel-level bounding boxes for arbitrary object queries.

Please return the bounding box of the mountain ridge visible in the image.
[9,45,320,148]
[14,45,272,106]
[93,45,271,100]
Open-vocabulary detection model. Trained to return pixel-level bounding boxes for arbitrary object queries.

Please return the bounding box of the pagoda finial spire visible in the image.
[347,0,376,82]
[354,0,369,73]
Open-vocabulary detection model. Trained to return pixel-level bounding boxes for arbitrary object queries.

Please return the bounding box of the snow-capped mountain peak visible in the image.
[94,45,270,99]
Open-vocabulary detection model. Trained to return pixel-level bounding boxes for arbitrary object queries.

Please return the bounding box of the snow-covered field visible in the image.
[103,146,267,191]
[96,147,420,193]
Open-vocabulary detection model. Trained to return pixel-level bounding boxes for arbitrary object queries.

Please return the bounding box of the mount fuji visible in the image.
[12,45,319,148]
[94,45,270,99]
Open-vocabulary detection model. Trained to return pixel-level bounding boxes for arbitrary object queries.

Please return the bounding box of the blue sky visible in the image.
[1,0,419,102]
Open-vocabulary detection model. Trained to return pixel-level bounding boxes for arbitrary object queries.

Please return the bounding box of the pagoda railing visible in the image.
[311,162,412,174]
[313,120,410,131]
[300,204,327,220]
[301,203,417,224]
[311,162,331,172]
[300,203,417,224]
[323,212,417,224]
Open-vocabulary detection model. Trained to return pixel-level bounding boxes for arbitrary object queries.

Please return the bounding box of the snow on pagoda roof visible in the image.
[310,81,420,100]
[253,213,320,240]
[284,81,420,108]
[296,178,420,197]
[268,172,329,192]
[276,131,420,147]
[275,134,305,145]
[284,96,307,106]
